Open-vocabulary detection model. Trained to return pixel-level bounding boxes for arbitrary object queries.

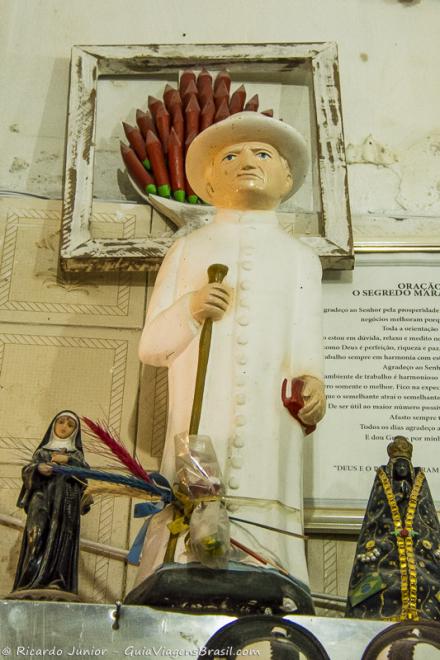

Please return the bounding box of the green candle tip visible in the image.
[173,190,186,203]
[158,184,171,198]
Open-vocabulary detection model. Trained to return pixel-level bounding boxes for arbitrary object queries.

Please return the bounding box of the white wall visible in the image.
[1,0,439,215]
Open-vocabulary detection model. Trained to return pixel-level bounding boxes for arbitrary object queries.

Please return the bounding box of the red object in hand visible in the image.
[281,378,316,436]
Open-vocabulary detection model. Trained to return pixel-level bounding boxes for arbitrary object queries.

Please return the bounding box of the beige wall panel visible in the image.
[125,496,147,596]
[136,273,167,469]
[0,324,141,441]
[0,323,145,600]
[136,365,167,469]
[307,538,325,595]
[79,496,130,603]
[0,525,23,596]
[150,208,173,239]
[0,197,147,328]
[307,537,357,616]
[336,539,357,597]
[125,564,138,597]
[89,201,151,240]
[0,477,25,596]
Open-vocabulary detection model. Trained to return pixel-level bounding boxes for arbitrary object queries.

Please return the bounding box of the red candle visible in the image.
[214,98,230,123]
[146,130,170,198]
[155,104,171,154]
[163,84,181,112]
[200,98,215,131]
[182,79,198,107]
[184,131,198,204]
[261,109,274,117]
[148,95,163,120]
[245,94,259,111]
[229,85,246,114]
[185,95,200,140]
[167,89,183,115]
[214,70,231,93]
[136,110,155,140]
[120,142,156,195]
[171,104,185,146]
[214,79,229,110]
[168,128,185,202]
[197,68,213,106]
[122,122,148,166]
[179,70,196,96]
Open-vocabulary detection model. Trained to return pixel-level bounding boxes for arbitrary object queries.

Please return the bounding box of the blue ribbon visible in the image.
[127,501,165,565]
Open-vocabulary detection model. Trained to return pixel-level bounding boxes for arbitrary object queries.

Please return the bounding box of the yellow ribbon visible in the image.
[378,468,425,621]
[166,487,221,535]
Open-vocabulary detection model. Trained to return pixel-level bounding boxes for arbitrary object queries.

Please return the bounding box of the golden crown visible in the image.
[387,436,413,461]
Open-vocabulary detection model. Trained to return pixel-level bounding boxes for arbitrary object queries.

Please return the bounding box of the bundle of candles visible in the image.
[120,68,273,205]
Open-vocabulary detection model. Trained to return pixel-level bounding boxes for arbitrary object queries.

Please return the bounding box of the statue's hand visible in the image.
[38,463,53,476]
[190,283,232,323]
[297,376,326,426]
[51,453,69,465]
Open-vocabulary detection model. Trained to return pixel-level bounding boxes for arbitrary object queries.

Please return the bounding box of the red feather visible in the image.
[81,417,152,483]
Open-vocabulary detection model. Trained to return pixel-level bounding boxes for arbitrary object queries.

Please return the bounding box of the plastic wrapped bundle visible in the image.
[190,500,230,568]
[174,432,230,567]
[174,432,224,498]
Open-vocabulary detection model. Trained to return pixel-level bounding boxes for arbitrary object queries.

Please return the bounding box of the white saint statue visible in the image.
[127,112,326,613]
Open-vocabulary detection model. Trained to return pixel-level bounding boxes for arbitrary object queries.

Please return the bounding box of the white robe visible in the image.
[137,209,324,586]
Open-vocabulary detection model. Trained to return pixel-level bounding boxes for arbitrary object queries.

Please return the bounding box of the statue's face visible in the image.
[393,458,411,480]
[54,415,77,439]
[205,141,293,210]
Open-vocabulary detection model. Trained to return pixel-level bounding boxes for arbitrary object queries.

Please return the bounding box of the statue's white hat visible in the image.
[186,111,309,202]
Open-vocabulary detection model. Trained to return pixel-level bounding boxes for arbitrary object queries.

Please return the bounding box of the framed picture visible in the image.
[354,213,440,253]
[60,42,353,272]
[304,251,440,533]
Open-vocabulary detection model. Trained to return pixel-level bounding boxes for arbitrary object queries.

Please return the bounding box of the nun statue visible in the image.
[10,411,90,600]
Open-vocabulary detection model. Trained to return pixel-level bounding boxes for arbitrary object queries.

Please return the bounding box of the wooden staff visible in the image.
[189,264,229,435]
[164,263,228,564]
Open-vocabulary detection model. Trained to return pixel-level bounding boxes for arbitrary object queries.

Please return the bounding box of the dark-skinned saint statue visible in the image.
[346,436,440,622]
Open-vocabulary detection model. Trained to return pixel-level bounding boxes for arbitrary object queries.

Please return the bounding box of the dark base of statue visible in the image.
[6,588,81,602]
[124,562,314,615]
